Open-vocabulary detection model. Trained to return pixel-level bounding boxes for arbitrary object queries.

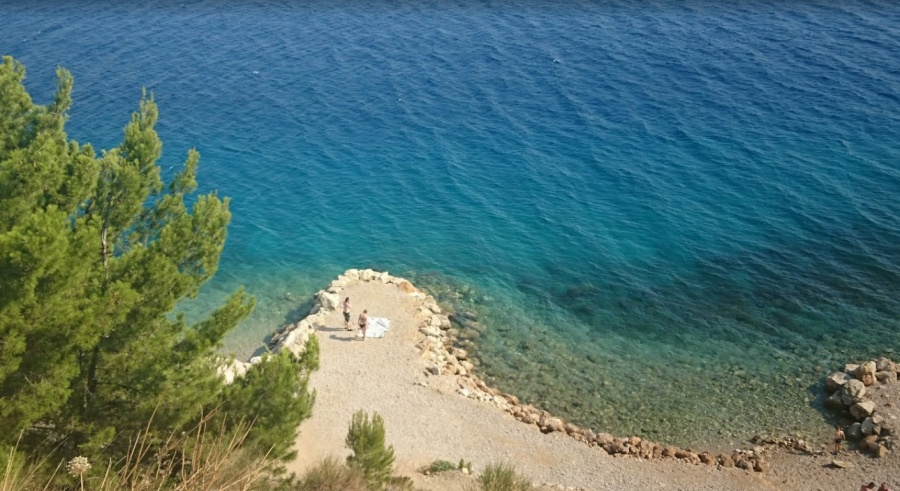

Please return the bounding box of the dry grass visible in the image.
[291,457,368,491]
[465,463,533,491]
[1,413,274,491]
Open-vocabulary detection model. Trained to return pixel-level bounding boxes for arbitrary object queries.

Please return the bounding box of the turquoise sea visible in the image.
[4,0,900,448]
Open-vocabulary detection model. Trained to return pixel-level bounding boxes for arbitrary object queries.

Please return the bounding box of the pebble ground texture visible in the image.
[284,279,900,490]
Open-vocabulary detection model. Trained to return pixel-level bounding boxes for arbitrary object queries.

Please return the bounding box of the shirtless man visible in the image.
[357,309,369,340]
[343,297,351,330]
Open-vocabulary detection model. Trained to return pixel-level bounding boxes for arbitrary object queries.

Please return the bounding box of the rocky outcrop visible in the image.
[822,356,900,458]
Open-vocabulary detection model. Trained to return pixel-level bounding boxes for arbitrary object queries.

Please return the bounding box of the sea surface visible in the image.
[4,0,900,448]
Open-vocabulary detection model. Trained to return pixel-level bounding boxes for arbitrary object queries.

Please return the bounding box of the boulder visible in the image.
[824,391,846,410]
[719,454,734,468]
[850,401,876,420]
[397,280,417,293]
[754,458,768,473]
[845,363,860,374]
[861,417,876,436]
[419,325,441,337]
[594,433,615,446]
[830,460,854,469]
[857,361,877,379]
[316,290,340,310]
[825,372,853,393]
[876,371,895,383]
[876,444,889,458]
[427,365,441,376]
[841,379,866,406]
[847,422,862,441]
[639,441,656,459]
[862,373,876,386]
[543,418,566,433]
[876,357,896,373]
[860,434,879,452]
[522,412,540,425]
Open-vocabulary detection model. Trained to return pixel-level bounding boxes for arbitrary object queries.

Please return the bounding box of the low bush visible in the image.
[293,457,367,491]
[467,462,533,491]
[426,460,457,473]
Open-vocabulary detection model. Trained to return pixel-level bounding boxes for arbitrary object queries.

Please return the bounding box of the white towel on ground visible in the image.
[358,317,390,338]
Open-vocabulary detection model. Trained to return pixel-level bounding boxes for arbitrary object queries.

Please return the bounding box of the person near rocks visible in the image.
[878,483,892,491]
[357,309,368,340]
[343,297,352,330]
[833,425,845,454]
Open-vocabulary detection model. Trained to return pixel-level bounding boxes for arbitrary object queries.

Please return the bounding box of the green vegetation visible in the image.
[426,460,457,473]
[292,457,368,491]
[0,55,315,482]
[345,410,396,489]
[2,416,275,491]
[466,463,533,491]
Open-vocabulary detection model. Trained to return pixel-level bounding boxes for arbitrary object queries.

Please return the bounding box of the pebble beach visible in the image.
[259,270,900,491]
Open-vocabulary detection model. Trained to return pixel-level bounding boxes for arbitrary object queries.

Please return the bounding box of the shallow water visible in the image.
[4,0,900,447]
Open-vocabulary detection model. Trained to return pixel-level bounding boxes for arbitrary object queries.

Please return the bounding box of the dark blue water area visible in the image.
[3,0,900,445]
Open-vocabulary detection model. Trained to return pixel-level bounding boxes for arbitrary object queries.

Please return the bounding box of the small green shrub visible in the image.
[426,460,456,473]
[345,411,396,490]
[467,462,533,491]
[293,457,367,491]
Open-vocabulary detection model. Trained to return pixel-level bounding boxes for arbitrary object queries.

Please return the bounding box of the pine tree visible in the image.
[345,410,396,490]
[0,56,313,461]
[219,337,319,460]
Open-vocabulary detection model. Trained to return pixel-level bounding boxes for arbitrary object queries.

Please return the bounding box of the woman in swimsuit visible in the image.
[357,309,368,340]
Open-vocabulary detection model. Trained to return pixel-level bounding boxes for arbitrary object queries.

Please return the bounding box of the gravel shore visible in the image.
[284,276,899,491]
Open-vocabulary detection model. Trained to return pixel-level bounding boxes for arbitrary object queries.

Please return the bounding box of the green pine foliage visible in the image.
[219,339,319,460]
[345,411,396,490]
[0,56,313,466]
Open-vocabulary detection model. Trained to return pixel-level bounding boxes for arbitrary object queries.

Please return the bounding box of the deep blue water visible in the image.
[4,0,900,446]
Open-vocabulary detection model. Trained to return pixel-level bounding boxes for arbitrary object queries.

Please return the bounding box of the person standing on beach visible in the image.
[343,297,351,330]
[357,309,368,340]
[878,482,893,491]
[833,425,845,454]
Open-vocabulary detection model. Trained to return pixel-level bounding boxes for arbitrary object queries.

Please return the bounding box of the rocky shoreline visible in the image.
[232,269,781,474]
[219,269,900,484]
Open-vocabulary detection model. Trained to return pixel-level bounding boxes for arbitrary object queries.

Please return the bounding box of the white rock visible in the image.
[250,356,263,365]
[825,372,853,393]
[420,325,441,337]
[841,379,866,406]
[316,290,340,310]
[850,401,876,420]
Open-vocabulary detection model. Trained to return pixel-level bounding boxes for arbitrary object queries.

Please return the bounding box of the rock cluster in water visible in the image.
[823,358,900,458]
